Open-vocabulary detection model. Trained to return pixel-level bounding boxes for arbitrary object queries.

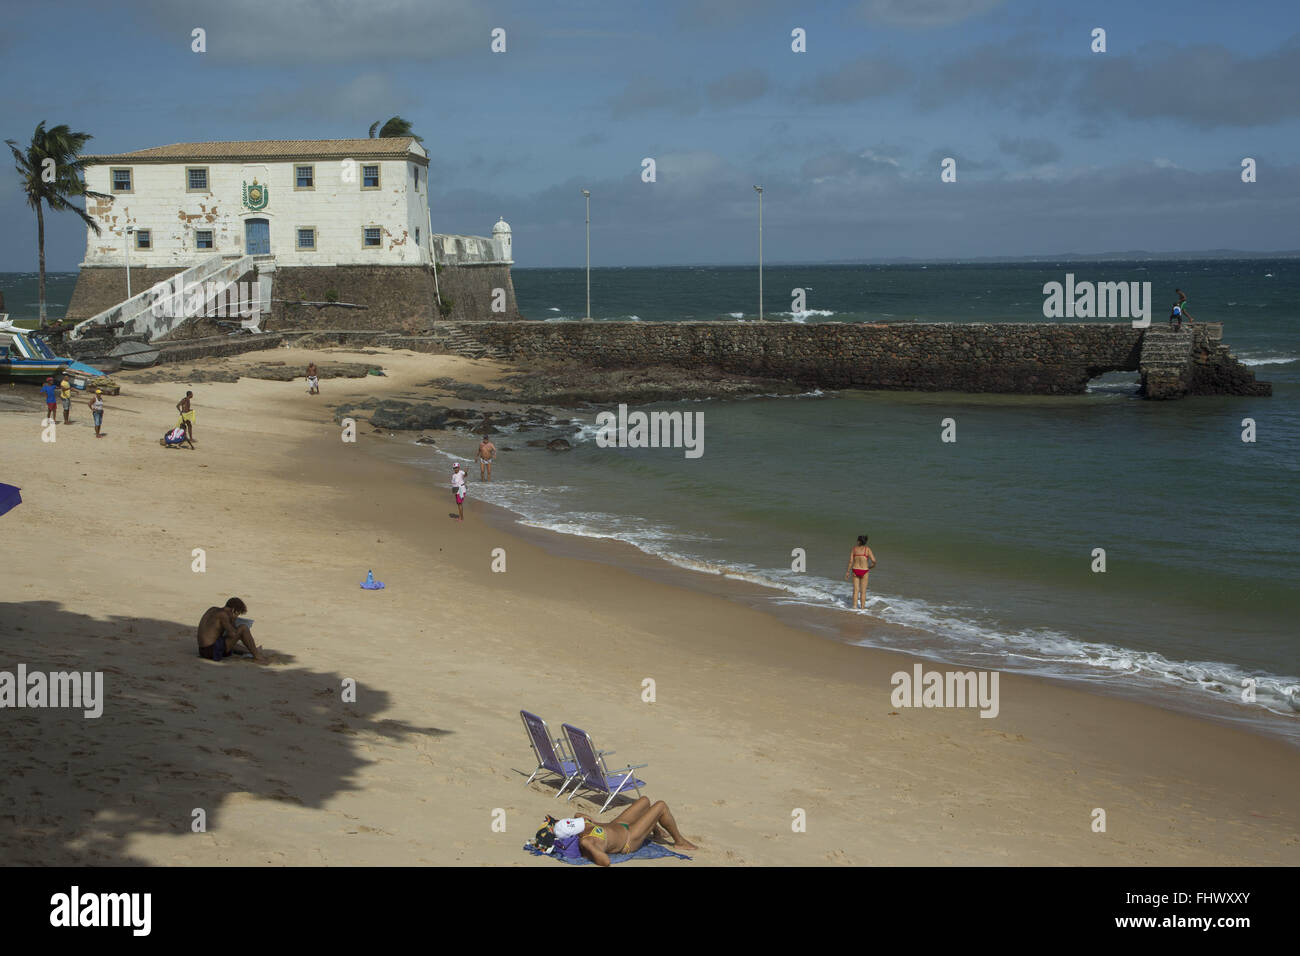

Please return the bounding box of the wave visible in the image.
[728,312,744,318]
[1239,356,1298,366]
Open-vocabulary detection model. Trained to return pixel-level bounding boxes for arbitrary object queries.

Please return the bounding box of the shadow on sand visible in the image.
[0,601,450,865]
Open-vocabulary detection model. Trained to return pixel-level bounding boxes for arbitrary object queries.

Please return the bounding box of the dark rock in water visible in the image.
[546,438,572,451]
[501,446,513,451]
[525,439,550,447]
[367,400,452,430]
[414,436,437,445]
[472,423,500,435]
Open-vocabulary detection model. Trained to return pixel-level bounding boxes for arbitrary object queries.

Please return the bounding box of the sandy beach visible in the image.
[1,346,1297,867]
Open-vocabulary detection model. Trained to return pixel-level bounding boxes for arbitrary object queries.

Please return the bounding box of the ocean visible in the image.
[6,260,1297,741]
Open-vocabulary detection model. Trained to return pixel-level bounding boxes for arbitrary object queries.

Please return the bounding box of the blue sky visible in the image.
[3,0,1299,269]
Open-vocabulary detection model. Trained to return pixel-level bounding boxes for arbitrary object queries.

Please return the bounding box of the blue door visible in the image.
[245,218,270,255]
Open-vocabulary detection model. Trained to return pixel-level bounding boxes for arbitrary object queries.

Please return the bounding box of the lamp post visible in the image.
[582,188,591,320]
[125,226,134,299]
[753,185,763,321]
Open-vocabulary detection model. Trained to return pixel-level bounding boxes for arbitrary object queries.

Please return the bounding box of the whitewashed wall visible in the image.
[81,157,430,268]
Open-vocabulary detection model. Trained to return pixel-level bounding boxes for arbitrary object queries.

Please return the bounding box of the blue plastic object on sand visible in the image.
[361,569,385,590]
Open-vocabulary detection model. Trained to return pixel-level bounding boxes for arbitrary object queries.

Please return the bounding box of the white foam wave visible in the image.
[1240,356,1298,366]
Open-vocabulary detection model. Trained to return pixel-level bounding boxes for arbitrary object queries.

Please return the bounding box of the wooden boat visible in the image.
[0,317,109,383]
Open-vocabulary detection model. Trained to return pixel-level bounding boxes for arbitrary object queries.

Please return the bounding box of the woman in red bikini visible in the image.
[845,534,877,609]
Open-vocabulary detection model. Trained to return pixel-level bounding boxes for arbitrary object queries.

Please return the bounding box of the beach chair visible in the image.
[520,710,581,797]
[562,723,648,814]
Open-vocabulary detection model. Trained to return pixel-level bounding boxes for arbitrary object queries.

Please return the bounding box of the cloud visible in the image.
[799,57,910,104]
[707,68,769,107]
[134,0,492,63]
[998,137,1062,166]
[916,37,1060,114]
[800,148,902,183]
[1076,39,1300,129]
[608,77,699,117]
[856,0,1006,28]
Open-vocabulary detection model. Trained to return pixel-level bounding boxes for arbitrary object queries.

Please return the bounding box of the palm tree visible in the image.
[6,122,109,325]
[368,116,423,142]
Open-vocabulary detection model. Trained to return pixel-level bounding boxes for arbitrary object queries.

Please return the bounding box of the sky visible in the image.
[3,0,1299,270]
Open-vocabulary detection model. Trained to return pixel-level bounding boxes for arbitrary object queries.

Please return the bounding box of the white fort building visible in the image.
[67,137,518,337]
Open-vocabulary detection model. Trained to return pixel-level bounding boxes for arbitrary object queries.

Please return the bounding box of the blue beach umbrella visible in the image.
[0,484,21,518]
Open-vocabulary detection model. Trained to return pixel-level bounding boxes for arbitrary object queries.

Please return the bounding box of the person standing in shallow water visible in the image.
[845,534,877,609]
[451,462,467,521]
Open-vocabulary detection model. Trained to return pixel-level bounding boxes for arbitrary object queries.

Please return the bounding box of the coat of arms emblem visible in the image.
[242,179,269,211]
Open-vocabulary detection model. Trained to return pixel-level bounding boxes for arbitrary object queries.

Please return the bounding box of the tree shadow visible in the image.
[0,601,450,865]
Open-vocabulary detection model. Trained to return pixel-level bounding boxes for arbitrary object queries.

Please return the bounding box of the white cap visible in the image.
[554,817,584,838]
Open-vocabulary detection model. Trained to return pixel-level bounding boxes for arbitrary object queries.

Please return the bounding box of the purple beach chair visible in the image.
[562,723,648,814]
[521,710,581,797]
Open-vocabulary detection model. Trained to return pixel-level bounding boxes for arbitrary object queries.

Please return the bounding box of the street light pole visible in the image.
[753,185,763,321]
[125,226,134,299]
[582,189,591,320]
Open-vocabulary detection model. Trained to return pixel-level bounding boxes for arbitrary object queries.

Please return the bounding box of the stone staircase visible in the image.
[428,323,508,360]
[1138,326,1194,399]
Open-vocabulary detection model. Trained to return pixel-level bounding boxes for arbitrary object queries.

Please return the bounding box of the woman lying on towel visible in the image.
[537,798,697,866]
[159,425,195,449]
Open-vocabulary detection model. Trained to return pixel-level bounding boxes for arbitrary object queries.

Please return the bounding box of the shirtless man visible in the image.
[845,534,878,609]
[196,597,264,662]
[477,435,497,481]
[176,391,196,441]
[552,798,697,866]
[306,362,320,395]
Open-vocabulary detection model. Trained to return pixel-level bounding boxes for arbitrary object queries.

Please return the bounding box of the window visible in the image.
[195,229,214,249]
[297,227,316,250]
[111,168,132,192]
[135,230,151,250]
[413,166,419,189]
[295,165,314,189]
[415,227,420,246]
[363,227,382,248]
[362,164,380,189]
[186,167,208,191]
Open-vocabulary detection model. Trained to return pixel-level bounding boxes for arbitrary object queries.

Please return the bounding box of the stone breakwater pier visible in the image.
[435,320,1269,400]
[61,320,1268,401]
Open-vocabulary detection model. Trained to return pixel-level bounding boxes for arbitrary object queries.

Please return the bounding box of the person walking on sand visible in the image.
[58,377,72,424]
[451,462,467,521]
[176,390,196,441]
[306,361,320,395]
[196,597,264,662]
[477,435,497,481]
[845,534,877,609]
[87,389,105,437]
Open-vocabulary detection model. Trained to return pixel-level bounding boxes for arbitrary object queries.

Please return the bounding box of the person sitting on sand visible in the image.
[451,462,467,521]
[845,534,877,609]
[160,425,195,449]
[306,362,319,395]
[197,597,264,662]
[545,798,697,866]
[477,436,496,481]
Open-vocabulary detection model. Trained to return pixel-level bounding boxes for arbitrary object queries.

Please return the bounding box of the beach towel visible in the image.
[522,840,692,865]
